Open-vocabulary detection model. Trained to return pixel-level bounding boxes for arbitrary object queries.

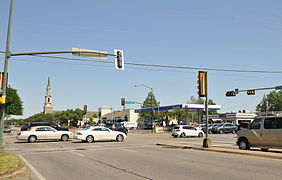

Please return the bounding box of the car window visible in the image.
[36,127,46,131]
[101,128,109,131]
[173,126,180,129]
[4,125,9,128]
[250,119,261,129]
[264,118,282,129]
[92,128,101,131]
[82,127,91,131]
[46,127,55,131]
[183,126,189,129]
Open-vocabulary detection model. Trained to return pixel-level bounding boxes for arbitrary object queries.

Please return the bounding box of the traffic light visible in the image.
[83,105,87,114]
[226,91,236,97]
[197,71,206,97]
[247,90,255,95]
[121,98,125,106]
[153,110,156,117]
[114,49,124,70]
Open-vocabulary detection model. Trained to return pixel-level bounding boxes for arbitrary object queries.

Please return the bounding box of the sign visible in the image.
[275,86,282,90]
[125,101,135,104]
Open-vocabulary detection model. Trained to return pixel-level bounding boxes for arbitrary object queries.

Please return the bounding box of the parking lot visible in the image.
[4,127,282,180]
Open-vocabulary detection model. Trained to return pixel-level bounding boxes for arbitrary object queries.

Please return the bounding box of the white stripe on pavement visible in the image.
[18,154,46,180]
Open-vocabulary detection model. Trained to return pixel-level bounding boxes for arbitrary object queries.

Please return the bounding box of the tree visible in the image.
[256,90,282,112]
[5,86,23,116]
[140,91,159,124]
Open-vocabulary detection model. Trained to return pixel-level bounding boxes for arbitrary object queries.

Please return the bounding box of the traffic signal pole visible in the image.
[203,72,211,148]
[0,0,13,153]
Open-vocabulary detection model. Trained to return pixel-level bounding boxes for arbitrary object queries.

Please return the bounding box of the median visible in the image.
[0,153,27,179]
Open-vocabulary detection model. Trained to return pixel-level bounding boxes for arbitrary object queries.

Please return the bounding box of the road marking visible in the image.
[18,154,46,180]
[119,148,137,153]
[70,151,85,157]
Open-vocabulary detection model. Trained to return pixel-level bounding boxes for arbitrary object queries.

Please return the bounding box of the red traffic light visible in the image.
[121,98,125,106]
[83,105,87,114]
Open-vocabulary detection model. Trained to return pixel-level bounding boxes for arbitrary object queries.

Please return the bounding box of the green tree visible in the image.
[140,91,159,123]
[5,86,23,116]
[256,90,282,111]
[89,116,94,125]
[25,113,54,123]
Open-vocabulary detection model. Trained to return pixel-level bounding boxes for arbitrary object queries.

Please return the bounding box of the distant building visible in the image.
[43,77,53,113]
[99,107,138,124]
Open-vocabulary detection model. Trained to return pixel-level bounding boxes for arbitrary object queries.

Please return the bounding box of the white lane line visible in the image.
[18,154,46,180]
[119,148,137,153]
[70,151,86,157]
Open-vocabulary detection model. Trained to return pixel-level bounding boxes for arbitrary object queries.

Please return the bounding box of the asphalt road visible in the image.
[3,128,282,180]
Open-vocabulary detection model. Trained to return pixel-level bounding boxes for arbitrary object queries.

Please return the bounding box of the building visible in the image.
[205,111,257,124]
[99,107,139,124]
[43,77,53,113]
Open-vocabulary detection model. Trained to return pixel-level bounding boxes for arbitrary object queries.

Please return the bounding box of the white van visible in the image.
[121,122,137,129]
[237,116,282,151]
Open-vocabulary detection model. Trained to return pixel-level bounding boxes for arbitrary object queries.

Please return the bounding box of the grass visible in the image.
[0,153,24,177]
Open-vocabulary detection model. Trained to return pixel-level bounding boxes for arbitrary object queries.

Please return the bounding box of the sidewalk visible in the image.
[156,142,282,160]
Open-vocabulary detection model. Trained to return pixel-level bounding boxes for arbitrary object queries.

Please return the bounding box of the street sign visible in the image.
[275,86,282,90]
[72,48,108,59]
[125,101,135,104]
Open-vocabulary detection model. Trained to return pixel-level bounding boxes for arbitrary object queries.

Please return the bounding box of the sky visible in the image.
[0,0,282,118]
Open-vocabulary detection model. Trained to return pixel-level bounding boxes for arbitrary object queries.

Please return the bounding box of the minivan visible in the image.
[237,116,282,151]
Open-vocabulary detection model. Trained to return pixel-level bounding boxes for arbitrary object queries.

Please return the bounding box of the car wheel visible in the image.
[198,132,203,137]
[238,138,250,150]
[28,135,37,143]
[61,134,69,141]
[116,134,124,142]
[180,133,185,138]
[208,130,212,134]
[219,130,224,134]
[86,135,94,143]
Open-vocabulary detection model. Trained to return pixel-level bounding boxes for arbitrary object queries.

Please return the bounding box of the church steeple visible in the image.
[43,77,53,113]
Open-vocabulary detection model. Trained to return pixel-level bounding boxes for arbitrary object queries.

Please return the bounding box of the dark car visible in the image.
[201,124,212,134]
[4,125,11,133]
[21,122,69,131]
[235,122,250,133]
[215,123,237,134]
[107,123,128,135]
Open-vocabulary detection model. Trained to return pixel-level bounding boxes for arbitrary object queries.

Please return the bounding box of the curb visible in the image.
[156,143,282,160]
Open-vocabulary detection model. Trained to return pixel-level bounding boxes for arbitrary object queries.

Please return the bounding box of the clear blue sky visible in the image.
[0,0,282,118]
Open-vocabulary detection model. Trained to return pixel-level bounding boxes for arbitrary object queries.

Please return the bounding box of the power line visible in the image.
[2,50,282,74]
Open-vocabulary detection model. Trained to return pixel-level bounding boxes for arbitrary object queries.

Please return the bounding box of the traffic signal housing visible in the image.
[197,71,206,97]
[226,91,236,97]
[153,110,156,117]
[114,49,124,70]
[247,90,255,95]
[83,105,87,114]
[121,98,125,106]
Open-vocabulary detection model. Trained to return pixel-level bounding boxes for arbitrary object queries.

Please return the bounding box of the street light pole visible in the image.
[134,84,154,130]
[0,0,13,153]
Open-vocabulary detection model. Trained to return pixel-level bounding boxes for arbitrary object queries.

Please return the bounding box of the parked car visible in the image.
[237,116,282,151]
[21,122,69,131]
[235,122,250,133]
[110,123,128,135]
[211,123,223,134]
[201,124,213,134]
[16,126,73,143]
[172,125,204,138]
[4,125,11,133]
[214,123,237,134]
[74,126,127,143]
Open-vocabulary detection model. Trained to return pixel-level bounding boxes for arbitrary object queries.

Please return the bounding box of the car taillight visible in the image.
[18,132,21,136]
[77,132,82,135]
[176,130,181,131]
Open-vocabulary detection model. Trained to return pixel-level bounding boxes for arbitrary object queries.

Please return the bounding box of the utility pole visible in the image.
[203,72,210,148]
[0,0,13,153]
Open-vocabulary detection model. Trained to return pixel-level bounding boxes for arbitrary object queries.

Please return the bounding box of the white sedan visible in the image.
[74,126,127,143]
[172,125,204,138]
[16,126,73,143]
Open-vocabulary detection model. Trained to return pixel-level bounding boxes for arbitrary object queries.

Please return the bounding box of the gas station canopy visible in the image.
[135,104,221,113]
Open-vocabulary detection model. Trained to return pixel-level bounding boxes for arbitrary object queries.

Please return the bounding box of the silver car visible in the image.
[4,125,11,133]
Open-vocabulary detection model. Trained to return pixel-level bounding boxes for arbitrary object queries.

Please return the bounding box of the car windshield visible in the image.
[217,124,224,127]
[194,125,199,127]
[173,126,180,129]
[4,125,9,128]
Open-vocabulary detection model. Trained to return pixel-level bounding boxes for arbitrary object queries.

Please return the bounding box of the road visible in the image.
[3,128,282,180]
